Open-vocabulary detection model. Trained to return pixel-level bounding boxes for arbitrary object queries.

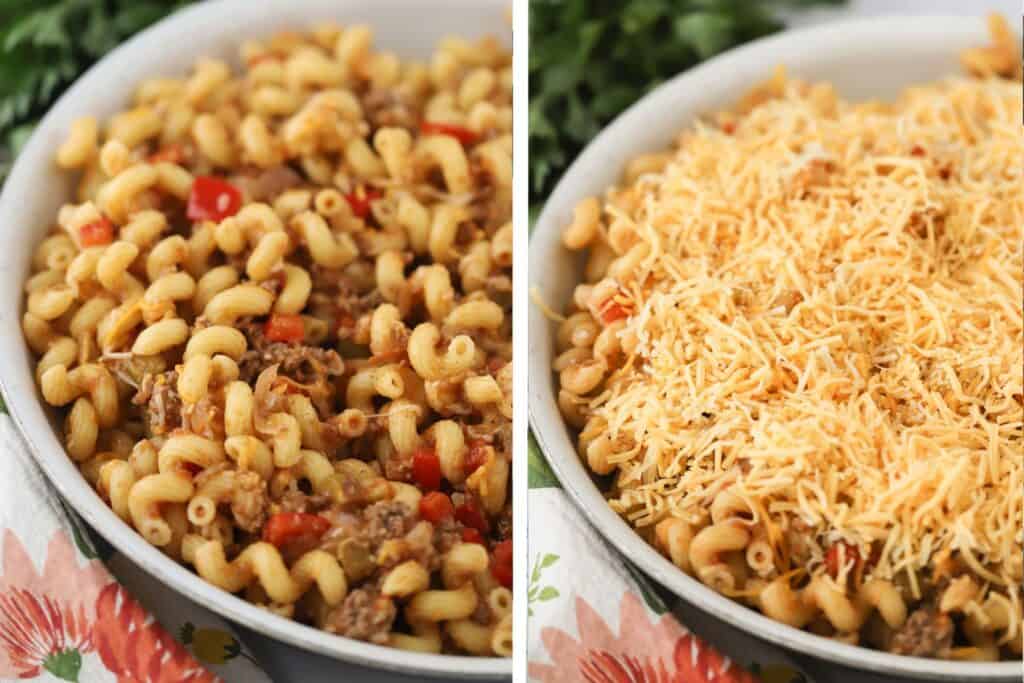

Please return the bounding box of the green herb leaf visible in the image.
[9,121,35,154]
[81,3,118,58]
[529,0,846,205]
[0,0,195,184]
[674,12,736,59]
[5,6,70,52]
[113,1,178,37]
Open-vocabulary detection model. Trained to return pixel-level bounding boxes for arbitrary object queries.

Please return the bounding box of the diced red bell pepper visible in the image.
[262,512,330,547]
[454,500,488,535]
[79,216,115,247]
[491,539,513,588]
[825,541,862,579]
[599,301,630,324]
[344,188,383,219]
[420,121,479,146]
[186,175,242,222]
[461,527,484,545]
[464,439,489,476]
[264,313,305,343]
[412,446,442,490]
[419,491,454,523]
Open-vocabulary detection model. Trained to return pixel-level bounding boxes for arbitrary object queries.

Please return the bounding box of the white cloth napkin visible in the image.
[526,482,811,683]
[0,414,271,683]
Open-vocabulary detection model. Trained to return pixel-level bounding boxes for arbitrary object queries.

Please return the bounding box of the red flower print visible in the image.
[529,592,758,683]
[93,583,221,683]
[579,650,674,683]
[0,588,92,680]
[673,632,759,683]
[0,529,109,680]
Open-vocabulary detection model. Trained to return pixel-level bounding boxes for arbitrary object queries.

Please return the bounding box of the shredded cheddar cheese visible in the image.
[590,72,1022,609]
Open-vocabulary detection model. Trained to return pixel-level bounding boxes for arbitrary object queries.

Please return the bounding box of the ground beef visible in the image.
[237,321,345,418]
[470,597,493,626]
[887,607,954,658]
[308,265,351,294]
[379,446,412,482]
[492,506,512,542]
[322,584,396,644]
[233,165,303,202]
[464,418,509,448]
[362,89,418,131]
[361,501,415,550]
[104,354,166,390]
[277,490,332,514]
[238,319,343,380]
[132,370,182,436]
[784,518,816,568]
[302,273,387,344]
[467,169,502,224]
[318,419,346,454]
[239,341,344,383]
[247,269,288,299]
[230,470,269,533]
[182,395,224,440]
[400,520,441,571]
[434,517,462,555]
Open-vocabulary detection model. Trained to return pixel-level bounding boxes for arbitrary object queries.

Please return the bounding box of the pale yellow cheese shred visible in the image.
[595,74,1023,610]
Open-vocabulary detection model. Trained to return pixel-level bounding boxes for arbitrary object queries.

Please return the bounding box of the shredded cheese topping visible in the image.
[593,74,1023,605]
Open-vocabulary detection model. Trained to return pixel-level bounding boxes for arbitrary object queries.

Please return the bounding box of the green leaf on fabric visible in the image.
[43,648,81,682]
[537,586,560,601]
[622,560,669,615]
[67,511,98,560]
[539,553,559,569]
[528,552,562,617]
[528,431,561,489]
[64,503,115,562]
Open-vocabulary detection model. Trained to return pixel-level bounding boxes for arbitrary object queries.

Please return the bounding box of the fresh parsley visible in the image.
[0,0,196,180]
[529,0,844,204]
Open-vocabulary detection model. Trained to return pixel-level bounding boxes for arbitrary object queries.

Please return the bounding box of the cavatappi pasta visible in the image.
[27,24,512,655]
[551,15,1021,660]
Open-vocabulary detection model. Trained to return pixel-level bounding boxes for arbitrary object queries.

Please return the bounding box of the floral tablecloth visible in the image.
[527,436,811,683]
[0,408,270,683]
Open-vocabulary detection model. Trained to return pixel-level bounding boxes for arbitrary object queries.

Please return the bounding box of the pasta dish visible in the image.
[22,24,512,656]
[552,15,1020,660]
